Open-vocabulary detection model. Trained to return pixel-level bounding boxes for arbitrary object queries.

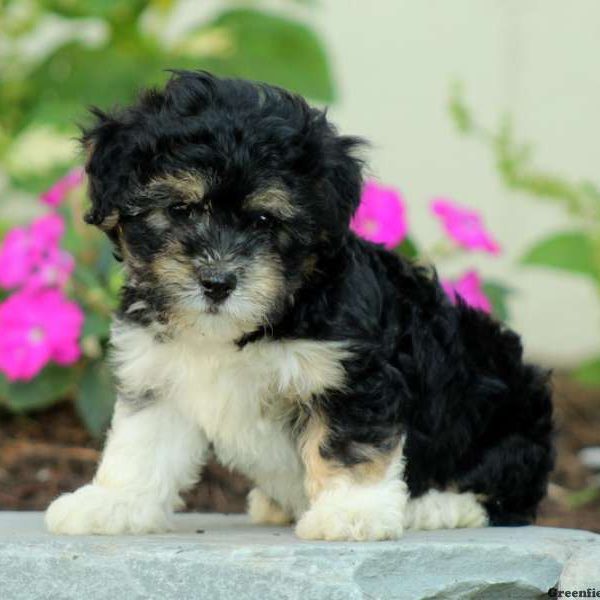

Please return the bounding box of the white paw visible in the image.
[247,488,293,526]
[295,480,407,541]
[457,495,489,528]
[45,484,171,535]
[404,490,489,530]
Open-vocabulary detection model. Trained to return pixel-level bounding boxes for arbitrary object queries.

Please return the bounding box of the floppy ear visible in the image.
[81,108,128,256]
[321,134,365,237]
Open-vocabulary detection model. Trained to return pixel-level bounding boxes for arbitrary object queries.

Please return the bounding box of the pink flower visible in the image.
[351,180,408,249]
[0,213,65,289]
[26,248,75,290]
[0,289,84,381]
[30,213,65,246]
[442,270,492,313]
[40,167,85,206]
[0,227,39,289]
[431,198,500,254]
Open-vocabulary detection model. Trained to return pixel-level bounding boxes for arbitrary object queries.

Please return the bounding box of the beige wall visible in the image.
[162,0,600,365]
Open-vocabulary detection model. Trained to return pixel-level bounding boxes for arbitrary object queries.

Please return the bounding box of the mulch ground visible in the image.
[1,373,598,531]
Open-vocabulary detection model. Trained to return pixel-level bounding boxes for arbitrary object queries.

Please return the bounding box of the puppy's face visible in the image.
[84,73,363,338]
[119,171,311,336]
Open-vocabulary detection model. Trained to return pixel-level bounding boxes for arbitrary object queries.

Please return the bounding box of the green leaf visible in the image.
[573,357,600,388]
[0,373,8,402]
[96,237,118,280]
[482,280,512,322]
[1,7,336,157]
[74,262,105,290]
[76,360,116,437]
[59,203,85,256]
[5,39,169,140]
[107,266,125,301]
[581,180,600,204]
[37,0,149,25]
[448,81,472,134]
[6,364,76,412]
[567,486,600,509]
[9,163,76,195]
[395,236,419,259]
[82,312,111,339]
[521,231,599,281]
[183,9,335,102]
[0,219,12,241]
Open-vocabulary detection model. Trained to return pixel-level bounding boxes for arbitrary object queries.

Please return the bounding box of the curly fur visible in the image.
[46,71,554,541]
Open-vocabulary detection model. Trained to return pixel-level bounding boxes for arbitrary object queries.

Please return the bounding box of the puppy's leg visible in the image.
[295,417,407,541]
[46,398,207,535]
[247,488,294,525]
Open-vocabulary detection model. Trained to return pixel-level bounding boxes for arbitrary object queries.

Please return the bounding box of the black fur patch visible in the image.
[84,71,554,526]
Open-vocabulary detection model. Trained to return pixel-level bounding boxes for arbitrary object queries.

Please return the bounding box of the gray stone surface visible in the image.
[0,512,598,600]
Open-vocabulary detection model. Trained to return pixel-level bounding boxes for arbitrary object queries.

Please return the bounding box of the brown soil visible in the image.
[0,404,249,514]
[1,373,598,531]
[536,374,600,531]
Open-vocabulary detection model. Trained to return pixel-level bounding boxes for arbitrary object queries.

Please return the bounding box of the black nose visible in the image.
[200,272,237,303]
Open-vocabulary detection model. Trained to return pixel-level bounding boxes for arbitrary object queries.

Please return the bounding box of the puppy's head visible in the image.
[83,71,363,338]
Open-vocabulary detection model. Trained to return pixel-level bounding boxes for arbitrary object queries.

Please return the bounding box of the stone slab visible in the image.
[0,512,598,599]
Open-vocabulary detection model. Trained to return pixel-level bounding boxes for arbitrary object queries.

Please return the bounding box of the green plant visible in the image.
[449,82,600,385]
[0,0,336,434]
[0,0,335,194]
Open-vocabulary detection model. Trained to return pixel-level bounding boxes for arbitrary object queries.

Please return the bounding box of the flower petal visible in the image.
[40,167,85,207]
[351,180,408,248]
[0,288,83,381]
[431,198,500,255]
[442,270,492,314]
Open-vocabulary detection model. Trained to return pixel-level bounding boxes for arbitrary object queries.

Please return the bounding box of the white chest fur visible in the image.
[110,321,349,516]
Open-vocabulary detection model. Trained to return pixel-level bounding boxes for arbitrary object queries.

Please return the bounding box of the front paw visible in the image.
[295,481,406,541]
[45,484,170,535]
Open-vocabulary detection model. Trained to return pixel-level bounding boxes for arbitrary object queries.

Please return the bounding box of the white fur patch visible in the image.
[46,321,349,535]
[404,489,489,530]
[45,484,171,535]
[45,317,488,539]
[247,488,293,525]
[295,449,408,541]
[46,398,207,535]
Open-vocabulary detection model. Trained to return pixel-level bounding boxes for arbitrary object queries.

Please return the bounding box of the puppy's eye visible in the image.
[167,203,193,219]
[251,213,274,229]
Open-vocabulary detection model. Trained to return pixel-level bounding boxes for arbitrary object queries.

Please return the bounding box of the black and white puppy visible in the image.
[45,72,554,541]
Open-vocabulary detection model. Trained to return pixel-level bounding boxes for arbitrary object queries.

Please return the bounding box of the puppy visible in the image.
[46,71,554,541]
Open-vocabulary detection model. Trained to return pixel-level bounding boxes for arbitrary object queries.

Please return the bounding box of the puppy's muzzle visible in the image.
[200,270,237,303]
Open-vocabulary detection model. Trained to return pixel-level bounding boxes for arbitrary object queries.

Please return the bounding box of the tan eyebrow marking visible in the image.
[245,186,298,219]
[144,172,207,204]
